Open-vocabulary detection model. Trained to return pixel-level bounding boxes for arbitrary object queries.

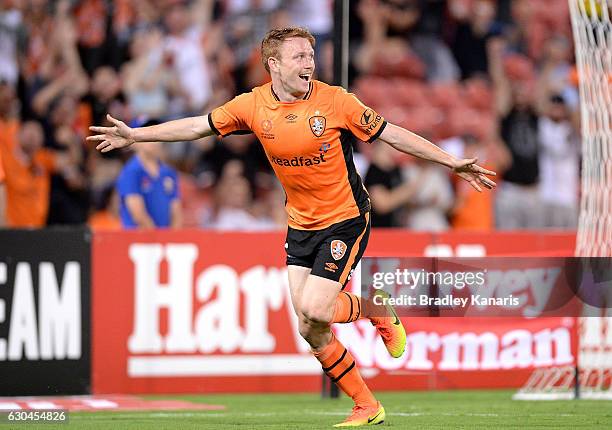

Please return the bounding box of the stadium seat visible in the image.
[429,82,463,111]
[503,54,536,81]
[462,78,493,112]
[392,79,429,108]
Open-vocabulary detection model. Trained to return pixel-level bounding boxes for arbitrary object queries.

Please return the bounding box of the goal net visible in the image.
[515,0,612,400]
[573,0,612,258]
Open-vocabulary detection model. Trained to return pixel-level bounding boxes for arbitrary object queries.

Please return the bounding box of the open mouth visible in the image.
[299,74,310,82]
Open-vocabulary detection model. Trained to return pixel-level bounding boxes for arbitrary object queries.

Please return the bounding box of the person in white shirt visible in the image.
[538,94,580,228]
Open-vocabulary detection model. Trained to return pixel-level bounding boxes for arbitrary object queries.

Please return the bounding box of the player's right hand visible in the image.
[87,114,135,153]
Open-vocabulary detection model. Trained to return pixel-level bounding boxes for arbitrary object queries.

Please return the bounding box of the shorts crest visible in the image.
[330,239,347,261]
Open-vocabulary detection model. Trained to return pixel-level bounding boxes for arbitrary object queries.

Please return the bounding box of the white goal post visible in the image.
[515,0,612,401]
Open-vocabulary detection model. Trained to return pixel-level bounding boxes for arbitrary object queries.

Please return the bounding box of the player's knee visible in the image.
[298,320,314,340]
[301,304,332,327]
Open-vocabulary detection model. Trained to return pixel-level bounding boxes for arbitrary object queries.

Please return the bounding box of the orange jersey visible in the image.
[209,81,387,230]
[0,119,56,227]
[0,150,4,182]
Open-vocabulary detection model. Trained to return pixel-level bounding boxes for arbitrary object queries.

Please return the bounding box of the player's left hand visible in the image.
[452,158,497,192]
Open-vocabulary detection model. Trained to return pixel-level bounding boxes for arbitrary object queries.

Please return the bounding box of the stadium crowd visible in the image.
[0,0,581,230]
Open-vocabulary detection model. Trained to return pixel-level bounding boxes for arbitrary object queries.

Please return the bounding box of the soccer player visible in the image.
[88,27,496,427]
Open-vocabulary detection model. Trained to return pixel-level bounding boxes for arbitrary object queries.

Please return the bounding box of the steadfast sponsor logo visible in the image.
[269,154,326,167]
[126,244,312,377]
[0,262,82,361]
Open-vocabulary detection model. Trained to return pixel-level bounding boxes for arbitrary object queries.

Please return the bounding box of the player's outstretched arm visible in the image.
[377,123,497,192]
[87,114,214,153]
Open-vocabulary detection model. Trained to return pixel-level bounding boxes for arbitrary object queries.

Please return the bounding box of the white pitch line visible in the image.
[69,410,580,420]
[73,412,229,420]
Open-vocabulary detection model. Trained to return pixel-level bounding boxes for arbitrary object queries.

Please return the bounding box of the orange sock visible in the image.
[332,291,366,323]
[313,333,377,407]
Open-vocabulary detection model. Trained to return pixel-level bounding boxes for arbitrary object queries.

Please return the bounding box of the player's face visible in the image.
[275,38,315,96]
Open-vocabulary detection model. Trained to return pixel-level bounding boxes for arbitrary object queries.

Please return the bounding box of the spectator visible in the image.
[203,160,277,231]
[538,34,579,110]
[88,184,121,230]
[538,94,580,228]
[488,37,543,229]
[162,0,214,116]
[19,0,55,107]
[115,121,182,228]
[23,0,89,120]
[195,132,271,195]
[402,158,454,231]
[285,0,333,81]
[86,66,125,129]
[449,0,503,80]
[44,94,90,225]
[221,0,285,93]
[0,120,73,227]
[73,0,122,74]
[364,142,422,227]
[0,1,23,87]
[121,28,172,119]
[443,134,497,230]
[160,0,218,165]
[356,0,459,82]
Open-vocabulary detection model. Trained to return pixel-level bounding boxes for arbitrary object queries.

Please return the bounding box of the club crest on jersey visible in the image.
[330,239,347,261]
[261,119,273,132]
[163,177,174,194]
[309,115,326,137]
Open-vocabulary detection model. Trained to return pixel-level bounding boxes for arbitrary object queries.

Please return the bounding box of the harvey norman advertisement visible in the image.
[92,230,578,394]
[0,229,91,395]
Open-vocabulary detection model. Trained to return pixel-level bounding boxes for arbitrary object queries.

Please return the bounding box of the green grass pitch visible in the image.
[3,390,611,429]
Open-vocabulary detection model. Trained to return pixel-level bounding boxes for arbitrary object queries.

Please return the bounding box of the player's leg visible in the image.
[297,273,384,427]
[324,213,406,359]
[287,264,311,319]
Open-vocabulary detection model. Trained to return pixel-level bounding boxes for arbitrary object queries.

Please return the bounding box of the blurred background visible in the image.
[2,0,611,413]
[0,0,581,232]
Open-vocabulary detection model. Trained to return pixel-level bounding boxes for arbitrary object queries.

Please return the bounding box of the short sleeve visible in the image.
[335,88,387,143]
[116,164,141,197]
[208,92,255,137]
